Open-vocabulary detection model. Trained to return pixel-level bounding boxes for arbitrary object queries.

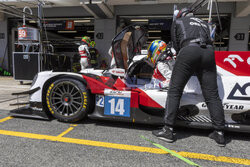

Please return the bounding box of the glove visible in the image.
[166,42,176,57]
[159,79,170,89]
[158,51,174,62]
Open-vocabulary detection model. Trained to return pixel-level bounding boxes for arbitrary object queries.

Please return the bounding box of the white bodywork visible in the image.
[30,70,104,103]
[143,75,250,113]
[30,71,85,102]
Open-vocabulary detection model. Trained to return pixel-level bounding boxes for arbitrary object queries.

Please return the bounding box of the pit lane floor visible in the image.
[0,77,250,167]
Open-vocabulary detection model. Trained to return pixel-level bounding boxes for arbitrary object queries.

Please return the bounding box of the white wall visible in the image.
[229,15,250,51]
[94,19,116,66]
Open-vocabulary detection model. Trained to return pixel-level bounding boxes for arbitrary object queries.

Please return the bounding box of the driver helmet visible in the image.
[81,36,91,47]
[90,41,96,48]
[147,40,167,65]
[176,7,193,18]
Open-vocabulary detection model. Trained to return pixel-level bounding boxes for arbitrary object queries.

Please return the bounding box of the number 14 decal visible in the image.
[104,96,130,117]
[108,98,125,115]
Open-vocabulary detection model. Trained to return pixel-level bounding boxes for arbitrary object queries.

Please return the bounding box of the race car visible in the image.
[10,25,250,133]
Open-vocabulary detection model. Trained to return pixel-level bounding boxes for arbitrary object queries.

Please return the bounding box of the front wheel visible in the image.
[46,78,90,123]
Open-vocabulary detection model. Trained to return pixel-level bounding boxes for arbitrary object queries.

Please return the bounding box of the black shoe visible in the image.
[152,126,175,143]
[209,130,226,147]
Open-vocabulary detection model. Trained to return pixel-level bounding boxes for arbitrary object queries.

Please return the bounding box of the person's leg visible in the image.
[80,57,88,70]
[164,46,199,126]
[153,46,200,142]
[197,48,225,130]
[197,48,225,146]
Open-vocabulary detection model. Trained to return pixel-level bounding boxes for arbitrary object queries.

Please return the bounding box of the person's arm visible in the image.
[85,46,90,56]
[171,20,179,53]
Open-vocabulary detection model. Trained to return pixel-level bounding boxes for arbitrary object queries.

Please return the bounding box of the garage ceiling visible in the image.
[0,0,248,7]
[0,0,249,17]
[106,0,248,5]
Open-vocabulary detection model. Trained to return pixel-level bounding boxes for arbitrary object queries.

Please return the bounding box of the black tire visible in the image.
[45,78,90,123]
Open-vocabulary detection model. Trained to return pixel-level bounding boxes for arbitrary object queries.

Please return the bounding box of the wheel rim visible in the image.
[49,81,84,116]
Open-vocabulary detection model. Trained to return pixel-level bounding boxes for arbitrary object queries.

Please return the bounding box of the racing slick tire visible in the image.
[45,78,90,123]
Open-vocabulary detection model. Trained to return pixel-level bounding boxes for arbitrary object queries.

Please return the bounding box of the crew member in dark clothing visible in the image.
[152,8,226,146]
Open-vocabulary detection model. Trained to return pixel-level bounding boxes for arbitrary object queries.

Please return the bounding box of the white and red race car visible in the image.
[10,25,250,133]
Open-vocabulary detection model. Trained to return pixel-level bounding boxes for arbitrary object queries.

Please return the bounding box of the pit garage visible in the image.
[0,0,249,80]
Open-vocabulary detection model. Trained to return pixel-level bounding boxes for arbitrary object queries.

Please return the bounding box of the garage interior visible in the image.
[0,0,249,79]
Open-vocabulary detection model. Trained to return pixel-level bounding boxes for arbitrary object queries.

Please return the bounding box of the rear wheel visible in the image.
[46,78,90,123]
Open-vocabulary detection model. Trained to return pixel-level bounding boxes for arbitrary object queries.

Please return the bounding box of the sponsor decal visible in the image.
[109,90,123,95]
[190,17,203,23]
[30,107,43,111]
[228,83,250,100]
[82,92,88,109]
[110,68,125,77]
[215,51,250,76]
[111,70,124,74]
[223,54,244,68]
[104,89,129,97]
[189,17,207,28]
[226,124,240,129]
[189,22,207,28]
[46,83,55,114]
[201,103,244,110]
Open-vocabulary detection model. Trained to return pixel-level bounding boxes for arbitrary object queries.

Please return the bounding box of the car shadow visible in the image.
[15,116,250,144]
[78,118,159,131]
[173,127,250,145]
[77,118,250,144]
[174,128,233,144]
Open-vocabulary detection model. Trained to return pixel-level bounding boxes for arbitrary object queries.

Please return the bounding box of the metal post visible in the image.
[37,1,43,54]
[208,0,213,23]
[37,0,44,71]
[23,6,33,26]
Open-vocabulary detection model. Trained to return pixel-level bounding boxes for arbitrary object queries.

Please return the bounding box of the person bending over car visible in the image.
[152,8,226,147]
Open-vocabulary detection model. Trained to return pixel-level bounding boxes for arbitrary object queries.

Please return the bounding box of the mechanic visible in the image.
[152,8,226,146]
[78,36,91,70]
[88,41,100,69]
[147,40,176,89]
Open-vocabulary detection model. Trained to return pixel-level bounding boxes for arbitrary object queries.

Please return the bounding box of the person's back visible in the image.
[172,16,212,52]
